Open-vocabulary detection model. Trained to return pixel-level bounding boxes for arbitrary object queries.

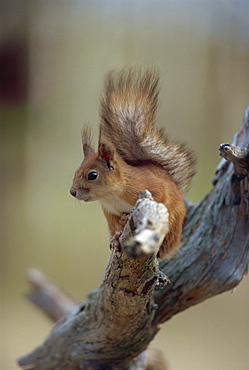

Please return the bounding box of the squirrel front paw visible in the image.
[110,232,122,252]
[119,212,130,226]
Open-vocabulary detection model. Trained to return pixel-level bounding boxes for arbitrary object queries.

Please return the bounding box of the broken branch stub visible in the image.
[121,190,170,258]
[219,143,249,177]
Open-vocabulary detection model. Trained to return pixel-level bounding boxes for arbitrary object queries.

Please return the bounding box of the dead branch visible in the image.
[18,107,249,369]
[18,191,170,369]
[153,107,249,325]
[25,268,77,322]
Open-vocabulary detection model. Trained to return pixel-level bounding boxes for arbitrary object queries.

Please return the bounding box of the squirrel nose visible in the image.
[70,188,77,197]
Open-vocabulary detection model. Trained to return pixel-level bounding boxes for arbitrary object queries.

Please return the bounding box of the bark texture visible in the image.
[18,107,249,369]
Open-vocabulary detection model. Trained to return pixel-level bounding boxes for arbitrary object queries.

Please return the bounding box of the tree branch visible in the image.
[25,268,77,322]
[18,191,170,369]
[18,107,249,369]
[153,106,249,325]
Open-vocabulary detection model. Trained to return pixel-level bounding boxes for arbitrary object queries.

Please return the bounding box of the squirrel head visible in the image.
[70,140,122,202]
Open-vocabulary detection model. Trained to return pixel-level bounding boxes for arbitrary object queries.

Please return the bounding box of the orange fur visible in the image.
[70,143,186,259]
[70,67,195,259]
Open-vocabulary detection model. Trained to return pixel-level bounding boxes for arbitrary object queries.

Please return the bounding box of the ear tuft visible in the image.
[82,127,95,156]
[83,143,95,157]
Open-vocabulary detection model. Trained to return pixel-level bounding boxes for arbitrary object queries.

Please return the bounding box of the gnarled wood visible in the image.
[154,106,249,325]
[18,191,170,369]
[18,107,249,369]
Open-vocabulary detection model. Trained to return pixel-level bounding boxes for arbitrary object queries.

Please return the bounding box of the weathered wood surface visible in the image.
[18,191,171,369]
[154,107,249,325]
[18,108,249,369]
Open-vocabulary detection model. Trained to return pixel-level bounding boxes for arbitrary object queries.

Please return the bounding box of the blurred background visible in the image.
[1,1,249,369]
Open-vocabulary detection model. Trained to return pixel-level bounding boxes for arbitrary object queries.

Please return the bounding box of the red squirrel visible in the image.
[70,67,195,259]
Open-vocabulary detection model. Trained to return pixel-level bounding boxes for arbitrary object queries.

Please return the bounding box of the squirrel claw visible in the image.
[119,212,130,226]
[110,232,122,252]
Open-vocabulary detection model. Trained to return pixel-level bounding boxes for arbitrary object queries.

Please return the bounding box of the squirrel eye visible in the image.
[87,171,98,181]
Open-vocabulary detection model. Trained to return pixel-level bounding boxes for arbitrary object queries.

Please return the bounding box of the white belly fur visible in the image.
[99,194,132,216]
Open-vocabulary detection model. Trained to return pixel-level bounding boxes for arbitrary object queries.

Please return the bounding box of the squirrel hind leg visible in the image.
[158,227,182,260]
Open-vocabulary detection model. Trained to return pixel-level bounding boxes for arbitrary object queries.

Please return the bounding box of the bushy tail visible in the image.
[99,67,196,194]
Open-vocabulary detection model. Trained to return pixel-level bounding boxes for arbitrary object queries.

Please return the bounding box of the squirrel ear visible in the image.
[98,143,115,169]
